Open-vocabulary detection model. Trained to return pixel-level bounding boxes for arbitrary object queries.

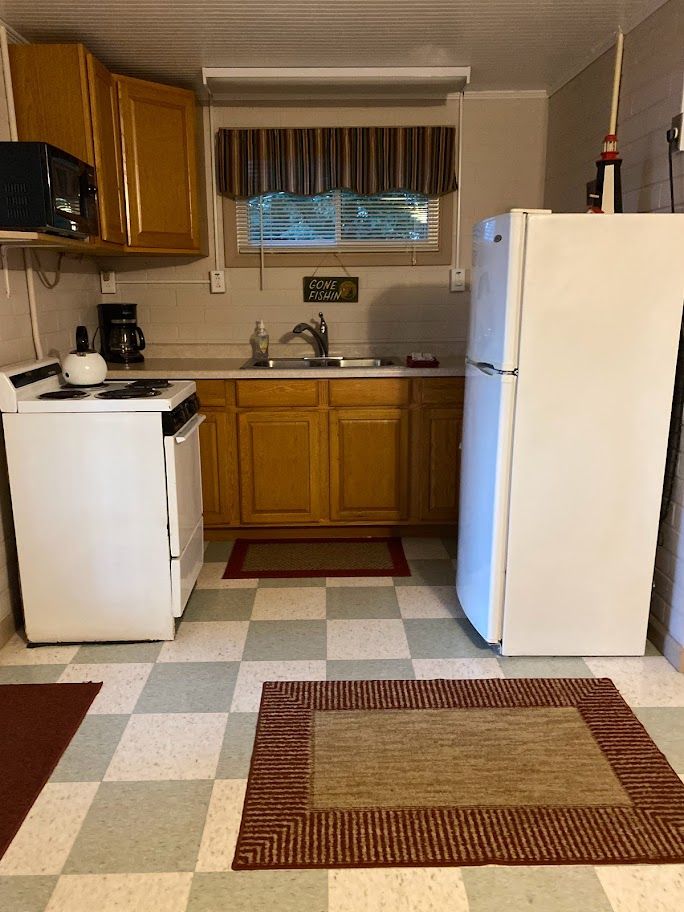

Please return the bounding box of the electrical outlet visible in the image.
[100,270,116,294]
[450,267,466,292]
[209,269,226,294]
[673,113,684,152]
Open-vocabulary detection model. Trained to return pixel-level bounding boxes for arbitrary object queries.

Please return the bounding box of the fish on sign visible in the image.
[303,276,359,303]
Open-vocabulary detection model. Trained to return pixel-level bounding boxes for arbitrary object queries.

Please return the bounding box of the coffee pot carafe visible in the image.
[98,303,145,364]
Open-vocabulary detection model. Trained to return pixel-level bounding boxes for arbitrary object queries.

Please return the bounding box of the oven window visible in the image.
[51,160,82,216]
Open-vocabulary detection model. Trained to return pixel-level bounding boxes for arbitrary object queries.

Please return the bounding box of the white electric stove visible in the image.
[0,359,205,642]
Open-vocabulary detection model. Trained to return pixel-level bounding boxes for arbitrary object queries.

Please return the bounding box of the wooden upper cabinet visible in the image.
[9,43,95,165]
[86,54,126,245]
[116,75,200,251]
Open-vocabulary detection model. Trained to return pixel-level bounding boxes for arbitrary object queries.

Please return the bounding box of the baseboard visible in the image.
[204,524,456,541]
[0,611,16,649]
[648,616,684,673]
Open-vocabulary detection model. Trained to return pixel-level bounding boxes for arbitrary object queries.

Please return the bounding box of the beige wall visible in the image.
[545,0,684,669]
[102,94,548,361]
[0,58,102,644]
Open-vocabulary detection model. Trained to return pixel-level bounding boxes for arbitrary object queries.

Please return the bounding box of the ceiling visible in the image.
[0,0,669,95]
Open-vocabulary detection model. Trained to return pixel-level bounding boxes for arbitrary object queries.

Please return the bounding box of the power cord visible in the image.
[659,124,682,525]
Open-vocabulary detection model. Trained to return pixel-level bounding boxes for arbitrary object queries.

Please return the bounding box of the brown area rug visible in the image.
[0,682,102,860]
[223,537,410,578]
[233,678,684,869]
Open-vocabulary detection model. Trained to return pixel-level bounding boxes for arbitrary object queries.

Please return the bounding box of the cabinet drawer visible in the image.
[329,379,410,407]
[236,380,319,408]
[196,380,227,408]
[420,377,465,406]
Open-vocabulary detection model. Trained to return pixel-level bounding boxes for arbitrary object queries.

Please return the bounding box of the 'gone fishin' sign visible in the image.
[303,277,359,303]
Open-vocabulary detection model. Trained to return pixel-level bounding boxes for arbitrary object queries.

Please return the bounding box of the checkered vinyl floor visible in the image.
[0,537,683,912]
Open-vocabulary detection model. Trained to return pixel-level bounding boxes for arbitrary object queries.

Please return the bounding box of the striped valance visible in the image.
[217,126,458,199]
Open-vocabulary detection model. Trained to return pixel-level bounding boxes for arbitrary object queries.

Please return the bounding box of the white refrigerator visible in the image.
[456,209,684,656]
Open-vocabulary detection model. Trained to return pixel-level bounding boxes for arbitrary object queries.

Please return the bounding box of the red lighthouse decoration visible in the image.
[593,29,625,214]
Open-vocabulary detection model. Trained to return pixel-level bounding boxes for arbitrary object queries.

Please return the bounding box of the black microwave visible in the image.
[0,142,98,239]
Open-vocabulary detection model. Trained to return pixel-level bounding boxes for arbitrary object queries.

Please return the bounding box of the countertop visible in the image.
[106,357,466,380]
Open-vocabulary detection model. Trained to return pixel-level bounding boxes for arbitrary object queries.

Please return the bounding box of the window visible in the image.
[236,189,440,254]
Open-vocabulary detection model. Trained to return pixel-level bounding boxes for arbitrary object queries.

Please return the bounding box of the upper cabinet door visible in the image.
[86,54,126,246]
[116,76,201,251]
[9,43,94,165]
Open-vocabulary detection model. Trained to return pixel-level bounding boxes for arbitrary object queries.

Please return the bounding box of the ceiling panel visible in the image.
[0,0,670,93]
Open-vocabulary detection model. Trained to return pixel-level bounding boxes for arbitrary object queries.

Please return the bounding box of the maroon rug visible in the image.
[233,678,684,869]
[223,537,411,579]
[0,682,102,859]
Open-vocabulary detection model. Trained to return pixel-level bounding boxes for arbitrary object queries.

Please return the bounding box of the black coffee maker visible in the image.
[98,303,145,363]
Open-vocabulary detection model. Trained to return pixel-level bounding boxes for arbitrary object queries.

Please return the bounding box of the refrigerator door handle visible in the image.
[466,358,518,377]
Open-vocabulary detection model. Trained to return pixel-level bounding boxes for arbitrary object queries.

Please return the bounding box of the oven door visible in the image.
[164,412,205,557]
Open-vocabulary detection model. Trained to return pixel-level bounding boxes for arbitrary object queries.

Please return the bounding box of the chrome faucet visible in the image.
[293,312,329,358]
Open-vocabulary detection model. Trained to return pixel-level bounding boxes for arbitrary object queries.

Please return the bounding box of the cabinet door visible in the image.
[9,43,94,165]
[199,411,229,525]
[330,408,409,522]
[86,54,126,245]
[116,75,200,250]
[420,407,462,521]
[238,411,322,524]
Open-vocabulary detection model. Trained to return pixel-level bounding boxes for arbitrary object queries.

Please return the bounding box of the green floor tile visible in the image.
[497,657,595,678]
[257,577,327,587]
[215,713,258,778]
[188,871,328,912]
[204,540,235,562]
[64,781,213,874]
[134,662,239,713]
[404,618,494,658]
[462,865,613,912]
[50,715,130,782]
[0,876,58,912]
[634,706,684,772]
[327,659,415,680]
[0,665,66,683]
[72,642,162,663]
[395,559,455,586]
[242,620,327,661]
[184,589,255,622]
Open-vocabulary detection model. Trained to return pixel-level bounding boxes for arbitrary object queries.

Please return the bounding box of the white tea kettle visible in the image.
[62,326,108,386]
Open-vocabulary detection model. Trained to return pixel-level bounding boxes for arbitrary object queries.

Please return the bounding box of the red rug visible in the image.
[233,678,684,869]
[0,682,102,859]
[223,537,411,579]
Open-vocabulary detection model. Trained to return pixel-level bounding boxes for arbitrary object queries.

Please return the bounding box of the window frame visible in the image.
[222,193,453,268]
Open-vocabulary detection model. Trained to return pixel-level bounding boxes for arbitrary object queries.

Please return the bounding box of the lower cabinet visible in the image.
[238,410,323,524]
[330,408,409,521]
[197,377,463,529]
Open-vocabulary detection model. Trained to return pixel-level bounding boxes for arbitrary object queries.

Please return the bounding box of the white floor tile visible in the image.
[0,633,79,666]
[583,657,684,706]
[195,779,247,872]
[196,563,258,589]
[397,586,464,619]
[327,619,411,660]
[401,538,450,560]
[326,577,394,587]
[412,658,505,679]
[104,713,228,781]
[231,660,327,712]
[252,587,326,620]
[0,782,98,875]
[329,867,469,912]
[45,873,193,912]
[595,865,684,912]
[157,622,248,663]
[58,663,153,714]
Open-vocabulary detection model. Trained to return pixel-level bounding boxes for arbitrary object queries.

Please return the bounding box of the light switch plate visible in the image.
[210,269,226,293]
[100,270,116,294]
[450,267,466,292]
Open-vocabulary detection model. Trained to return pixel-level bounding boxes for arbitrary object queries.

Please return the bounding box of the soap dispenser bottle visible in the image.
[253,320,269,359]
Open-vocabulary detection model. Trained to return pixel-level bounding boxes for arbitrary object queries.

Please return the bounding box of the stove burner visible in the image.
[66,382,108,390]
[127,379,172,390]
[38,389,88,400]
[96,387,162,400]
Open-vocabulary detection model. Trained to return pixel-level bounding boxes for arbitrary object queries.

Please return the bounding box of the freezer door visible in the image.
[469,211,526,371]
[456,361,517,643]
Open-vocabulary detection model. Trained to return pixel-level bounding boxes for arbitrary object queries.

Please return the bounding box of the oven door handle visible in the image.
[173,413,206,443]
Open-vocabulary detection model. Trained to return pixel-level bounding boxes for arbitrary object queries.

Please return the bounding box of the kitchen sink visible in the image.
[244,357,400,369]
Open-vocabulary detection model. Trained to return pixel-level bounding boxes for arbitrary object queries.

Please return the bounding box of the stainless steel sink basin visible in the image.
[244,357,400,369]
